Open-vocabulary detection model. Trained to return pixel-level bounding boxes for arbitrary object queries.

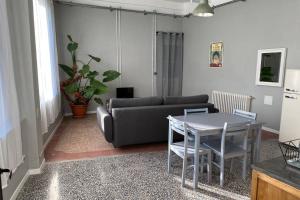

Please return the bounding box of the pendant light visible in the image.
[193,0,214,17]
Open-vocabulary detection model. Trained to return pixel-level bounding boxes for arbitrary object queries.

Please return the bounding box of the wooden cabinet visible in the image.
[251,169,300,200]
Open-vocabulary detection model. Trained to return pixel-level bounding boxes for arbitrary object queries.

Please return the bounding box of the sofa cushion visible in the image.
[109,96,163,113]
[164,95,209,105]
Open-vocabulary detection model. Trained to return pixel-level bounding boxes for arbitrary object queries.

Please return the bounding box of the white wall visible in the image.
[182,0,300,131]
[54,3,183,113]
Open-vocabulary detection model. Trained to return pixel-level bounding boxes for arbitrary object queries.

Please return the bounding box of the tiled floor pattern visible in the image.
[45,115,166,162]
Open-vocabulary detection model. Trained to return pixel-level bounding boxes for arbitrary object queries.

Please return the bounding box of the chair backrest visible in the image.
[220,122,250,155]
[184,108,208,116]
[233,109,257,120]
[168,116,185,135]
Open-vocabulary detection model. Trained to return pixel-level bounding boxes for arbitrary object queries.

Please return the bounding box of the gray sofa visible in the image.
[97,95,216,147]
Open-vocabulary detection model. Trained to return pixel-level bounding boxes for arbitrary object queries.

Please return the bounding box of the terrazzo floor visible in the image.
[17,139,282,200]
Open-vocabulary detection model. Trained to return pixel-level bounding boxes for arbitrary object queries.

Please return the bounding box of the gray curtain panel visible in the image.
[156,32,183,97]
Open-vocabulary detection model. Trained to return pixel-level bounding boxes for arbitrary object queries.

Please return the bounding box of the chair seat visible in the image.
[203,139,247,158]
[170,141,210,159]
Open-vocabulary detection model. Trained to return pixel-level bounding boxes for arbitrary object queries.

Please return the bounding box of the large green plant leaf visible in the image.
[94,86,108,95]
[103,70,120,82]
[91,79,108,95]
[64,83,79,94]
[83,86,94,99]
[59,64,74,77]
[67,42,78,53]
[88,55,101,62]
[87,71,99,80]
[94,98,103,105]
[79,65,90,76]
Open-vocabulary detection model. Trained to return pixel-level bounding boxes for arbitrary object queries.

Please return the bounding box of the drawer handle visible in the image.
[285,95,297,99]
[286,88,299,92]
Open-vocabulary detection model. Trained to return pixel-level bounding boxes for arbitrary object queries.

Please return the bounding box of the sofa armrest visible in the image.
[97,106,113,142]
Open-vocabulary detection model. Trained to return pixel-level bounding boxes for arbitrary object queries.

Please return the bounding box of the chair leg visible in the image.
[193,135,200,189]
[242,153,247,180]
[220,158,224,187]
[250,141,255,164]
[207,152,212,184]
[167,148,171,174]
[200,155,204,175]
[230,158,234,173]
[181,153,188,187]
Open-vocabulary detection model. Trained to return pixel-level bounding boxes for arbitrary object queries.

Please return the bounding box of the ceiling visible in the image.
[55,0,238,15]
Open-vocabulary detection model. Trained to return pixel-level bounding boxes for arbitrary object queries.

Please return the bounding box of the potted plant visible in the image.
[59,35,120,118]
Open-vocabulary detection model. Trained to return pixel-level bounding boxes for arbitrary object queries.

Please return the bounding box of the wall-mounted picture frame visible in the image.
[255,48,287,87]
[209,42,223,67]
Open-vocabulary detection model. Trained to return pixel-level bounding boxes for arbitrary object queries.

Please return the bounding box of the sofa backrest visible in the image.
[111,103,215,147]
[163,95,209,105]
[109,96,163,113]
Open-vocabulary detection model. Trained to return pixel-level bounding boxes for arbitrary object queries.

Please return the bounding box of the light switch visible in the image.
[264,96,273,105]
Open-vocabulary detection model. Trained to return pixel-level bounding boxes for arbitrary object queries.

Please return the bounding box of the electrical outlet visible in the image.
[264,96,273,105]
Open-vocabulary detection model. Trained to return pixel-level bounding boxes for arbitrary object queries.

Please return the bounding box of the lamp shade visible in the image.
[193,0,214,17]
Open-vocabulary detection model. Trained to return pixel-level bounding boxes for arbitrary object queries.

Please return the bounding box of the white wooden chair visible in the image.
[167,116,212,188]
[184,108,208,116]
[203,122,250,187]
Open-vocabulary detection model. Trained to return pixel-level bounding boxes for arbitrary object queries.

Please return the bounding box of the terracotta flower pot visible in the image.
[70,104,88,118]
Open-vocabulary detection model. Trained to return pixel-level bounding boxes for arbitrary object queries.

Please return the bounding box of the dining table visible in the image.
[169,112,263,188]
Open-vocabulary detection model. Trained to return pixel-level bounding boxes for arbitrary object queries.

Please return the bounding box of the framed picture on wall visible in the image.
[255,48,287,87]
[210,42,223,67]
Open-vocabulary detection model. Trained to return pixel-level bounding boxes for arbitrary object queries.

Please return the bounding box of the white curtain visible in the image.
[33,0,61,134]
[0,0,23,188]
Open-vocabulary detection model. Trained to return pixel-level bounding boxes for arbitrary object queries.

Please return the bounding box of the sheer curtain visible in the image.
[33,0,61,134]
[0,0,23,188]
[156,32,184,97]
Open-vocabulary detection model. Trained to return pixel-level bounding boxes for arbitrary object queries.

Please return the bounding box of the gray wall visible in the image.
[182,0,300,131]
[4,0,57,199]
[120,11,153,98]
[54,4,182,113]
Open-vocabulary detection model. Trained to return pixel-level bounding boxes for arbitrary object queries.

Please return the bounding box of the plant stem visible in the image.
[87,58,92,65]
[83,79,89,91]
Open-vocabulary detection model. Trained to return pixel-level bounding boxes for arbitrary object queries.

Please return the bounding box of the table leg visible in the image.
[251,129,255,164]
[193,134,200,189]
[255,126,262,162]
[167,124,173,173]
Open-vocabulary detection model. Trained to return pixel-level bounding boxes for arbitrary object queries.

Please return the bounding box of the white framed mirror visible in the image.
[255,48,287,87]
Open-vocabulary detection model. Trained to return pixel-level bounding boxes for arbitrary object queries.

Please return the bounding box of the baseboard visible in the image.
[10,159,45,200]
[262,126,279,135]
[43,116,63,151]
[64,110,97,116]
[9,171,30,200]
[28,158,45,175]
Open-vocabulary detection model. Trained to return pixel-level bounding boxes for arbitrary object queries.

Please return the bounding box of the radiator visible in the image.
[212,91,252,113]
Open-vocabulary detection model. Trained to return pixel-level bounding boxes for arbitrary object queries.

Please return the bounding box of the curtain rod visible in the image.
[54,1,184,18]
[156,31,184,35]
